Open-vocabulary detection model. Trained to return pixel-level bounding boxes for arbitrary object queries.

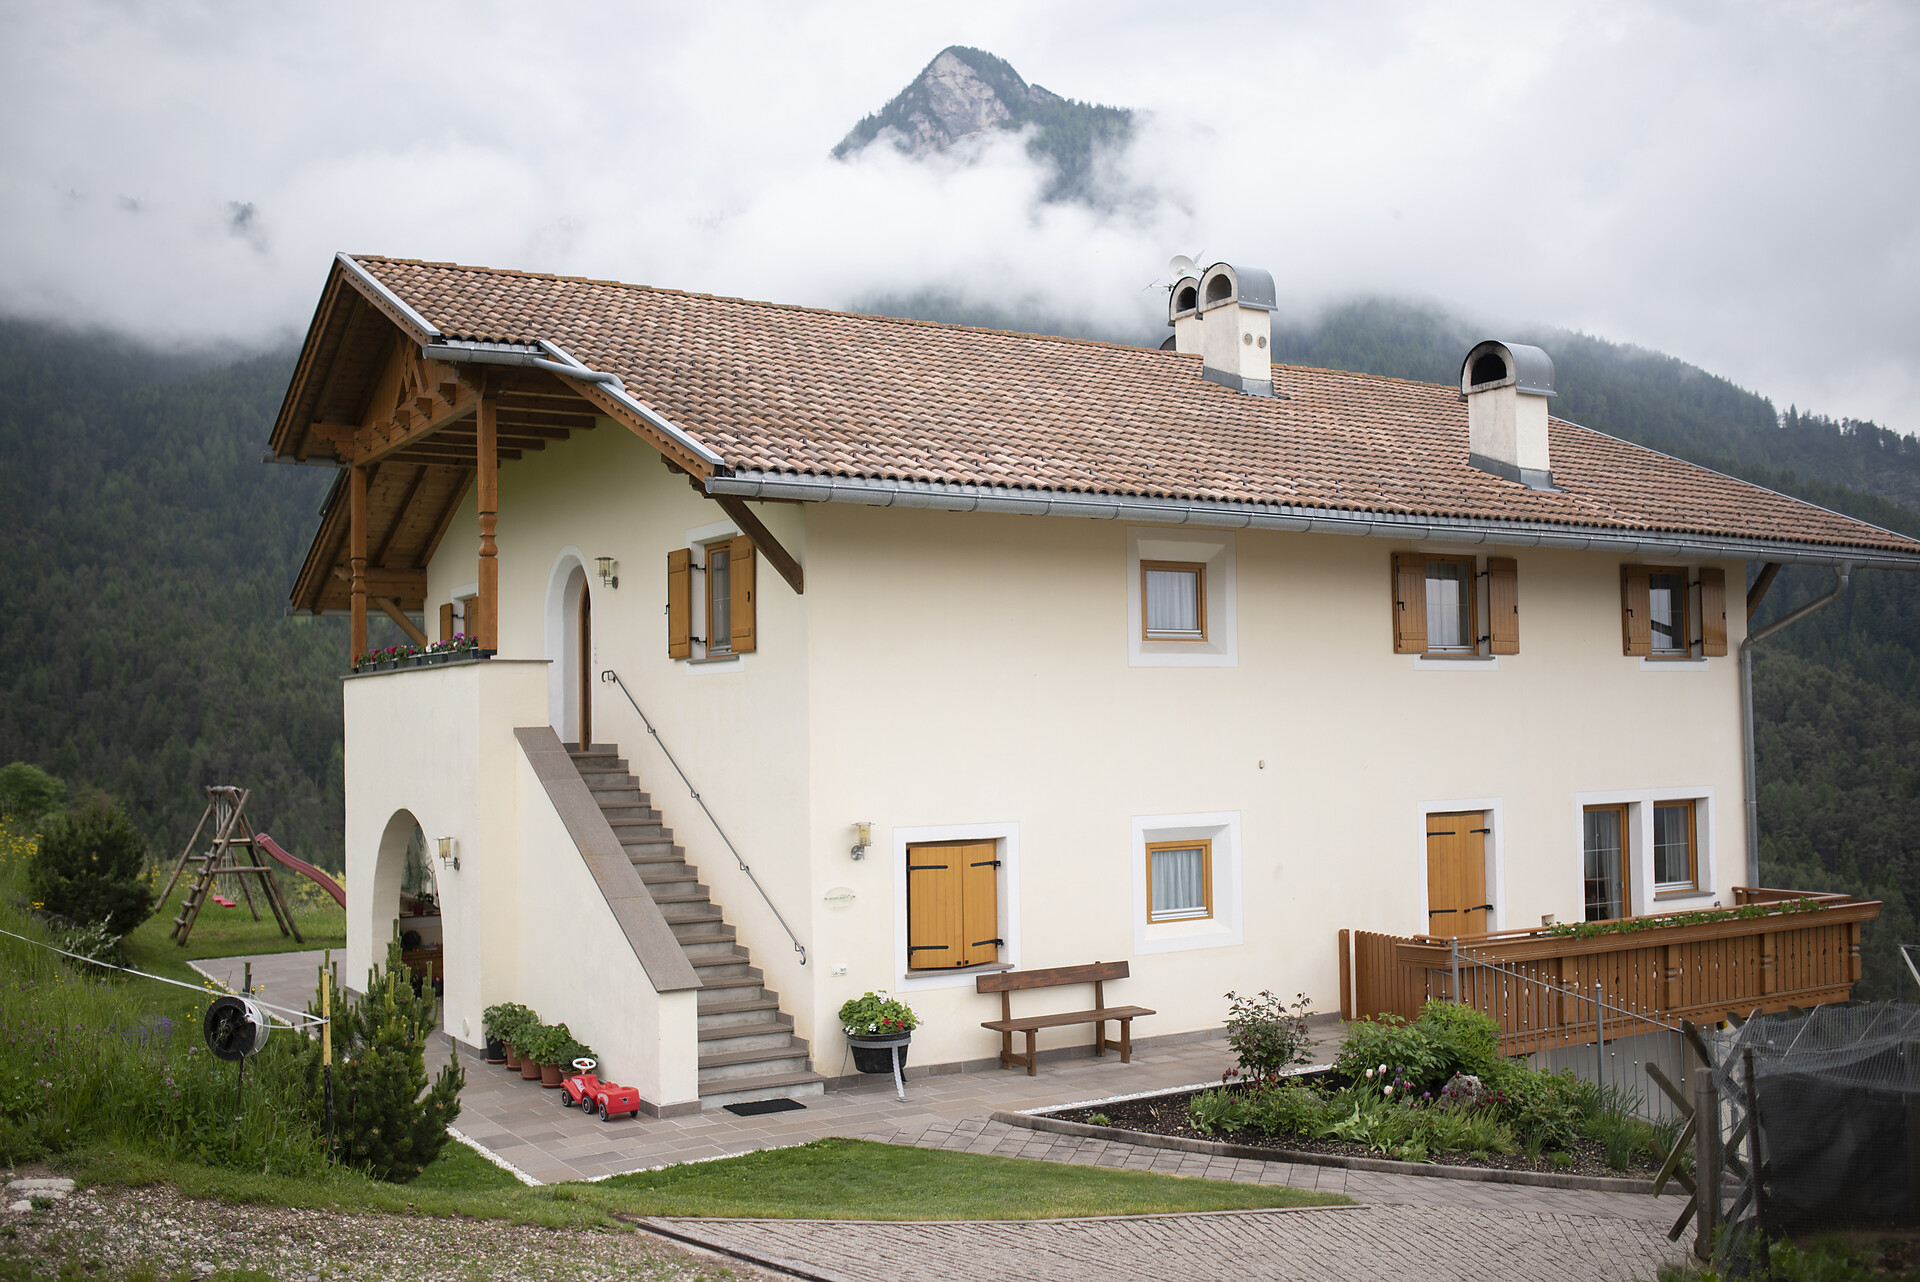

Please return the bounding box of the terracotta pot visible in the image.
[520,1056,543,1080]
[539,1062,563,1088]
[502,1042,520,1069]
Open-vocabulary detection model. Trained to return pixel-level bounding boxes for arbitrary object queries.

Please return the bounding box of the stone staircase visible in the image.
[568,745,824,1109]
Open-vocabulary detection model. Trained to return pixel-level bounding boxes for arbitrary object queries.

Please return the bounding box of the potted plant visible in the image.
[483,1002,534,1064]
[518,1023,555,1081]
[839,991,919,1074]
[530,1022,583,1088]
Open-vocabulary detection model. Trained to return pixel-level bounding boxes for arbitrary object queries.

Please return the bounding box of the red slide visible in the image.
[255,833,347,908]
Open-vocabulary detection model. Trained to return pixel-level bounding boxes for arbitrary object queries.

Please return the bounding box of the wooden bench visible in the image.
[977,962,1154,1076]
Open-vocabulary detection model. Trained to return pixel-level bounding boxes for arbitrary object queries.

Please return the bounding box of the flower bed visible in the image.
[1049,997,1680,1180]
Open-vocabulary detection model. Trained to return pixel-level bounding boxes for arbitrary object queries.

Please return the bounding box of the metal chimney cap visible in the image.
[1197,263,1278,313]
[1460,340,1557,398]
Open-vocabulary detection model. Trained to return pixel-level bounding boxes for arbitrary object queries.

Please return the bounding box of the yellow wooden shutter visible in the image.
[1699,567,1727,656]
[907,844,963,970]
[1621,566,1652,656]
[667,549,691,659]
[960,841,1000,966]
[1487,557,1519,655]
[1392,553,1427,654]
[728,535,756,654]
[439,602,454,642]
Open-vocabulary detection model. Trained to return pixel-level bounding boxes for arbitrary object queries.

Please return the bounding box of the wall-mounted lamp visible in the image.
[436,836,460,871]
[595,556,619,589]
[850,822,872,861]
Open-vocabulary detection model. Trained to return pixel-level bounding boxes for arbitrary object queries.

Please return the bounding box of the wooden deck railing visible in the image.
[1339,889,1878,1055]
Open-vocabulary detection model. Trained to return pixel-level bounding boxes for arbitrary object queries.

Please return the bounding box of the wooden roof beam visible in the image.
[373,464,430,569]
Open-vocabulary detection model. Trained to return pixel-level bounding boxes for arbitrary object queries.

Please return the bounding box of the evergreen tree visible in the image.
[294,931,463,1182]
[28,797,153,931]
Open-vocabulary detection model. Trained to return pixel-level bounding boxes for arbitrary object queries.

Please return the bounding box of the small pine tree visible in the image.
[295,928,463,1181]
[28,797,153,930]
[0,762,65,823]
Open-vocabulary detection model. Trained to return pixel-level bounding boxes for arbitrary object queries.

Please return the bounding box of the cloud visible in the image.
[0,0,1915,429]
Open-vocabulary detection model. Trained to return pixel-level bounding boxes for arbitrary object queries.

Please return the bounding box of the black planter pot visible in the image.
[848,1034,910,1075]
[485,1037,506,1063]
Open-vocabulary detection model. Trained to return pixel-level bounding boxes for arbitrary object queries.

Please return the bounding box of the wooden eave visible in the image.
[273,262,610,616]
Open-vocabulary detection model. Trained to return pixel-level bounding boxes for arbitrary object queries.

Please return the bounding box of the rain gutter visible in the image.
[1741,564,1850,886]
[705,471,1920,572]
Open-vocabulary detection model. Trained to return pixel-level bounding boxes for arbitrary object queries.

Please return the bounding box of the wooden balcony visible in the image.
[1340,889,1878,1055]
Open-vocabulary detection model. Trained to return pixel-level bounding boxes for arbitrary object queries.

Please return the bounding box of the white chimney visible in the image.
[1460,340,1558,490]
[1165,275,1203,354]
[1196,263,1276,397]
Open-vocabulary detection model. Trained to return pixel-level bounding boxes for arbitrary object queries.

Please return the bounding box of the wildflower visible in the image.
[1378,1063,1387,1074]
[1383,1085,1392,1097]
[1364,1067,1374,1079]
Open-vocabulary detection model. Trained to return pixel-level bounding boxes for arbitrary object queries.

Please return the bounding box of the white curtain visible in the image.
[1145,568,1199,635]
[1151,846,1207,919]
[1654,804,1689,885]
[1583,810,1624,920]
[1425,562,1466,648]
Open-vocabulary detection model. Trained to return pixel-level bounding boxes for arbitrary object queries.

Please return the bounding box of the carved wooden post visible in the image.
[476,392,499,652]
[348,463,368,665]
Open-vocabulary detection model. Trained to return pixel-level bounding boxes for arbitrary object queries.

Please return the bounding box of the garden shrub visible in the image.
[1186,1086,1251,1136]
[1333,1013,1444,1090]
[28,799,153,932]
[1417,999,1501,1079]
[1485,1060,1594,1155]
[0,763,64,823]
[1223,990,1316,1080]
[1246,1080,1333,1136]
[288,934,463,1182]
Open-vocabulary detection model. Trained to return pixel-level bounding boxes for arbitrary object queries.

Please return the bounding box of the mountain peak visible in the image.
[833,46,1131,204]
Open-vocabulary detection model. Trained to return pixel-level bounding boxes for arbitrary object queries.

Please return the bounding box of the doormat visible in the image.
[723,1098,807,1117]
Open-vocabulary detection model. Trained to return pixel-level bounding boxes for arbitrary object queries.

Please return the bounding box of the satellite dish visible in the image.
[1167,254,1197,281]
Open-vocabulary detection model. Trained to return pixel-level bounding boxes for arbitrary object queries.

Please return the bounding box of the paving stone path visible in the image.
[653,1203,1680,1282]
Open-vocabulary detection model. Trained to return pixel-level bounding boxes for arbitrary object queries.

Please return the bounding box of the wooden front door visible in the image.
[1425,811,1490,937]
[906,840,1000,970]
[577,586,592,751]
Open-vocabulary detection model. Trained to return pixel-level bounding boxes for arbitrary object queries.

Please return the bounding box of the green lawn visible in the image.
[122,893,345,984]
[65,1136,1348,1227]
[593,1137,1350,1219]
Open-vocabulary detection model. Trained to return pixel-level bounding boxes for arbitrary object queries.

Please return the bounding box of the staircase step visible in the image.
[584,772,640,791]
[598,804,662,823]
[697,995,783,1028]
[689,952,756,981]
[698,1070,825,1109]
[636,865,698,886]
[649,884,713,906]
[699,1046,814,1084]
[698,1019,799,1053]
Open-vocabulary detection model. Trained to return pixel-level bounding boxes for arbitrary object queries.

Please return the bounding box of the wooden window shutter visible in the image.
[1621,566,1652,656]
[667,548,692,659]
[1699,567,1728,656]
[439,603,454,642]
[960,842,1000,966]
[1392,553,1428,654]
[728,534,757,653]
[906,846,964,970]
[1487,557,1519,654]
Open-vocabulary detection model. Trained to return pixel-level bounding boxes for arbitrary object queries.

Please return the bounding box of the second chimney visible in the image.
[1460,339,1558,490]
[1197,262,1277,397]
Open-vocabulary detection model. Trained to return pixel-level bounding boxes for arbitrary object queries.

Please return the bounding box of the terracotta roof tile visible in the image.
[352,255,1920,557]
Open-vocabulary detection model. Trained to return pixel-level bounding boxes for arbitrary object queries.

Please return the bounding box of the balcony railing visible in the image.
[1340,888,1878,1056]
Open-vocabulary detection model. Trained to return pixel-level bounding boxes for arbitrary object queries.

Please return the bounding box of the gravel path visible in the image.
[0,1182,766,1281]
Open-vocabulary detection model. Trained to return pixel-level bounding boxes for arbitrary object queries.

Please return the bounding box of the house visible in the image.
[266,253,1920,1113]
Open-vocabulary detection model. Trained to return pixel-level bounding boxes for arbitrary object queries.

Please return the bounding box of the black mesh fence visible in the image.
[1706,1003,1920,1241]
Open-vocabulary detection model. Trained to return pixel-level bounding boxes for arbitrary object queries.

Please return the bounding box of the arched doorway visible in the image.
[375,810,443,998]
[546,555,593,750]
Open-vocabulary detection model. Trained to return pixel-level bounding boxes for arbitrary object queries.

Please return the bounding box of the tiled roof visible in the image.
[351,256,1920,558]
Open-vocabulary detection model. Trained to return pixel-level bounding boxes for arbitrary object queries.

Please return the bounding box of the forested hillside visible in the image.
[0,321,400,872]
[1,300,1914,994]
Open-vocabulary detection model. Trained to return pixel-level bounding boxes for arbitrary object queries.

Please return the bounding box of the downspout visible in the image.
[1741,562,1850,886]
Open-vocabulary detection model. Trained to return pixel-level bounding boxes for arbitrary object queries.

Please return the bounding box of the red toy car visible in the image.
[559,1058,642,1122]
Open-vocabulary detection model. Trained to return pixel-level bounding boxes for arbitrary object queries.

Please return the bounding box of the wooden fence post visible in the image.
[1338,930,1351,1021]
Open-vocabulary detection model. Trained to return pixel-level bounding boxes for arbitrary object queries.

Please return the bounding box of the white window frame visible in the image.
[1132,812,1242,954]
[1414,796,1505,933]
[1571,787,1717,917]
[1127,528,1237,667]
[891,821,1021,992]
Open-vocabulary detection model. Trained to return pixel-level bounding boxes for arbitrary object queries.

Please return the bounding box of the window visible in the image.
[1146,840,1212,921]
[1141,561,1205,640]
[906,840,1001,970]
[1653,800,1698,891]
[1622,565,1727,659]
[706,543,733,654]
[439,594,476,641]
[1393,553,1518,656]
[666,534,756,660]
[1582,804,1630,921]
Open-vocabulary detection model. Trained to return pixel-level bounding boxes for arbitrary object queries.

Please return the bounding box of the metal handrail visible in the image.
[599,669,806,965]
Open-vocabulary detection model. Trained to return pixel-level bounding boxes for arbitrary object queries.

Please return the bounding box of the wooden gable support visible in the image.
[1746,561,1783,622]
[712,495,805,595]
[374,597,429,648]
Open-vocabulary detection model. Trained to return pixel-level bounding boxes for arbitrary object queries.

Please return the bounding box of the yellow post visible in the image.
[321,965,332,1065]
